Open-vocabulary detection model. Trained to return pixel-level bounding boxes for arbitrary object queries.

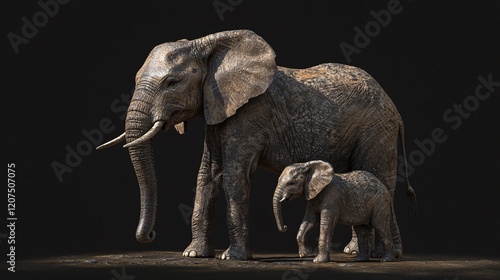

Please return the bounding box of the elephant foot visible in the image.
[395,244,403,258]
[354,254,370,262]
[370,248,383,258]
[372,244,399,259]
[343,237,359,255]
[182,239,215,258]
[298,246,313,258]
[219,245,252,260]
[380,253,395,262]
[299,245,313,258]
[313,253,330,263]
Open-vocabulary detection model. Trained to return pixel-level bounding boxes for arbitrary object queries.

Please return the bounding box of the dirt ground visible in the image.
[17,250,500,280]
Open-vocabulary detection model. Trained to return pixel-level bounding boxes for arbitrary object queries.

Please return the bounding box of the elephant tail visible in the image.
[399,122,417,215]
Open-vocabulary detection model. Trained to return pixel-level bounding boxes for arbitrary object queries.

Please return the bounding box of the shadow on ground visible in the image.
[17,250,500,280]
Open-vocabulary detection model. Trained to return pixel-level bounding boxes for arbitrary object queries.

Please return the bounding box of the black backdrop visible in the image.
[2,0,499,260]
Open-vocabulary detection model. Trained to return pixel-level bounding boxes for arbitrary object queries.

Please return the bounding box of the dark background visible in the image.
[1,0,499,262]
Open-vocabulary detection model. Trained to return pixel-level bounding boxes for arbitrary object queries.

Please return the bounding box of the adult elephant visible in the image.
[98,30,416,260]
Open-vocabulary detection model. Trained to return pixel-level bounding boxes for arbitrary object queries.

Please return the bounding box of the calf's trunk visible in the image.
[273,186,288,232]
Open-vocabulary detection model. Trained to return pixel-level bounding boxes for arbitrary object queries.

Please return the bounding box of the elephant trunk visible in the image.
[126,95,159,243]
[273,185,288,233]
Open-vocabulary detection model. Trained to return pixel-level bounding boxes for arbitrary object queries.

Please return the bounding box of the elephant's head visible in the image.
[97,30,276,243]
[273,160,334,233]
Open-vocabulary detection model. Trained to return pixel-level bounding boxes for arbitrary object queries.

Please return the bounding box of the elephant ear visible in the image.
[198,30,277,125]
[304,161,334,200]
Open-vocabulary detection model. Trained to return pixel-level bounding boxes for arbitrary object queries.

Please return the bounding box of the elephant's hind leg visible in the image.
[372,202,396,262]
[349,127,402,257]
[353,225,371,262]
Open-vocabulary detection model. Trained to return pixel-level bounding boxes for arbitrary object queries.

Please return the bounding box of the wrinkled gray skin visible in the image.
[274,160,395,263]
[97,30,416,260]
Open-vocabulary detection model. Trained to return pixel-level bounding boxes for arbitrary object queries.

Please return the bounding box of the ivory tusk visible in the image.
[174,122,185,134]
[96,132,126,150]
[123,121,165,148]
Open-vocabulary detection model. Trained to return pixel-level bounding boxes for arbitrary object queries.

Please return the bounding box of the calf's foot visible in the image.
[313,253,330,263]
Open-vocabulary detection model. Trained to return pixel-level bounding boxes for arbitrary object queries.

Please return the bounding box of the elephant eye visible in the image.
[165,77,180,88]
[167,80,178,87]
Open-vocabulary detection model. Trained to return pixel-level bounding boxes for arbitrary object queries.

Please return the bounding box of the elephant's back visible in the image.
[338,170,386,190]
[278,63,398,114]
[335,171,390,211]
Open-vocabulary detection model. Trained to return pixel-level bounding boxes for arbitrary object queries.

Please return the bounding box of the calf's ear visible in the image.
[304,160,334,200]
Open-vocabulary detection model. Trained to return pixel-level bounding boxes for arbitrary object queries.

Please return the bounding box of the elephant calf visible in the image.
[273,160,395,263]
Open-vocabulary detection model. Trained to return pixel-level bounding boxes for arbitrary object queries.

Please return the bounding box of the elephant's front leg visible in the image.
[219,139,263,260]
[183,141,221,258]
[219,171,252,260]
[313,209,337,263]
[297,204,317,258]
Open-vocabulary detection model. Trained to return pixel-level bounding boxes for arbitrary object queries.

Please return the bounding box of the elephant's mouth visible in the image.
[162,121,169,131]
[152,112,179,132]
[164,110,187,131]
[167,112,181,127]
